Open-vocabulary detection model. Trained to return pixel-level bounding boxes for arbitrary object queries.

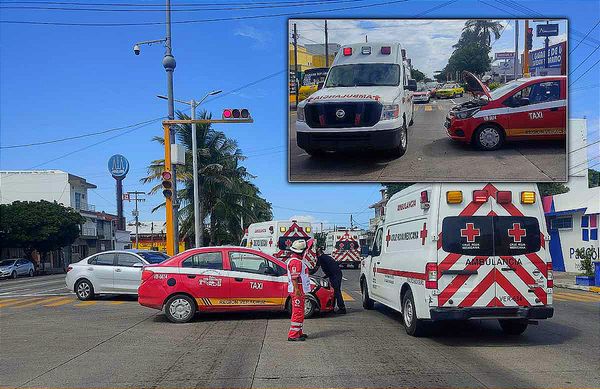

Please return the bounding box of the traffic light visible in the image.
[222,108,251,120]
[526,27,533,50]
[161,171,173,198]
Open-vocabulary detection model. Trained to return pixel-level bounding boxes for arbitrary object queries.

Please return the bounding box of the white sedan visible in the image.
[65,250,169,300]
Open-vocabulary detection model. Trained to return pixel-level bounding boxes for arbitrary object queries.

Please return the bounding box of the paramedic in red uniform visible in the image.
[287,239,311,341]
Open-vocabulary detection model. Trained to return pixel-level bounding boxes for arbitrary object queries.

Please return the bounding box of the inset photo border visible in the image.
[287,18,568,183]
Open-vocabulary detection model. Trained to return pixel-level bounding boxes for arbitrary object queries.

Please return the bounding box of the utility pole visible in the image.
[163,0,179,254]
[544,20,550,69]
[350,214,354,229]
[127,191,145,249]
[324,20,329,68]
[523,19,530,76]
[293,23,299,106]
[514,19,519,80]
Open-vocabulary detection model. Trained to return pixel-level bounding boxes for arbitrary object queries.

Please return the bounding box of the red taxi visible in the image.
[138,246,334,323]
[445,71,566,150]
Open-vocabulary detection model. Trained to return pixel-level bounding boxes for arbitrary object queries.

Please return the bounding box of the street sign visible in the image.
[537,24,559,37]
[495,52,515,60]
[108,154,129,179]
[529,41,566,70]
[122,193,130,201]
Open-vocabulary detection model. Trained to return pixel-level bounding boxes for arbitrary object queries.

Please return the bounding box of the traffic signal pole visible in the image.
[523,20,530,76]
[163,123,175,256]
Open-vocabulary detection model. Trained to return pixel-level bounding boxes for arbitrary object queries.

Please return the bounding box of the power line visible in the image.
[569,19,600,54]
[568,139,600,154]
[0,0,350,6]
[0,0,409,26]
[570,161,600,177]
[570,56,600,86]
[569,45,600,75]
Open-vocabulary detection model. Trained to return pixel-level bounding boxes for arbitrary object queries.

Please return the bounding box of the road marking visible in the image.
[424,105,433,112]
[75,301,97,307]
[0,298,21,307]
[341,291,355,301]
[0,298,45,308]
[44,298,76,307]
[554,292,600,302]
[12,296,68,308]
[108,301,126,305]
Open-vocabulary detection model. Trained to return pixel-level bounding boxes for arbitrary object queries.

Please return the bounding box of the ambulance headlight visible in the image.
[381,104,400,120]
[297,105,306,122]
[454,107,479,119]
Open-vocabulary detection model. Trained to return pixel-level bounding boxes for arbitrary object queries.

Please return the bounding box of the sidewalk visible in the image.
[553,271,600,293]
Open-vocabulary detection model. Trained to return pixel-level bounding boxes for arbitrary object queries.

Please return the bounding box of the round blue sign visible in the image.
[108,154,129,178]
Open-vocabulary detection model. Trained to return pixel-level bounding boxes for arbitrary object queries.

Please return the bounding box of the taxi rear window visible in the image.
[442,216,541,256]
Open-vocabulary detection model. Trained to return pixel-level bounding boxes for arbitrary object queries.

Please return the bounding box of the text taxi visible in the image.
[445,71,566,150]
[138,247,334,323]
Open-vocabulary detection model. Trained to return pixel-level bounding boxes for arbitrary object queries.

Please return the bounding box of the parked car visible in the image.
[138,246,335,323]
[0,258,35,279]
[436,83,464,99]
[65,250,169,300]
[413,85,431,103]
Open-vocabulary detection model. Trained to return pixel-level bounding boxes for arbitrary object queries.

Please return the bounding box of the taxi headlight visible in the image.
[381,104,400,121]
[455,108,480,119]
[297,105,306,122]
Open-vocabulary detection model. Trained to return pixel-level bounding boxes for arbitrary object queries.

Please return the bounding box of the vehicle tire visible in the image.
[402,289,426,337]
[473,124,505,151]
[75,279,95,301]
[304,296,317,318]
[499,319,528,335]
[361,279,375,310]
[29,269,34,277]
[388,122,408,158]
[164,294,196,323]
[11,271,17,279]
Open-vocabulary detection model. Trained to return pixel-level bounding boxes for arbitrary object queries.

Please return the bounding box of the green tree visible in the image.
[382,183,414,198]
[537,183,570,197]
[589,168,599,188]
[0,201,84,266]
[142,111,272,246]
[463,19,503,46]
[410,68,426,82]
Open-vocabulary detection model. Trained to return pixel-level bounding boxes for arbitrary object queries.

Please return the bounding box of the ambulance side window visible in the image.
[182,252,223,270]
[372,228,383,257]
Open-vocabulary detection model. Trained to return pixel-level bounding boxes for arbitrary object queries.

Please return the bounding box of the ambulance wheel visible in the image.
[388,123,408,158]
[499,319,528,335]
[361,280,374,310]
[473,124,504,151]
[402,290,425,337]
[164,294,196,323]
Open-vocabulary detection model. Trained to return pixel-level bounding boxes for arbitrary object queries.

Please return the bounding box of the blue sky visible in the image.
[1,0,599,231]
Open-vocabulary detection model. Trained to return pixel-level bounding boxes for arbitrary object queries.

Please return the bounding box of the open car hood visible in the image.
[462,71,491,99]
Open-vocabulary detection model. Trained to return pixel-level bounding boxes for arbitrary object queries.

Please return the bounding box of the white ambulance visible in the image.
[325,229,367,268]
[360,183,554,337]
[243,220,319,273]
[296,42,416,157]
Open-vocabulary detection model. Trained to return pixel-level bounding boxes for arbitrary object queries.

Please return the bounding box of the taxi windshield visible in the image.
[489,80,526,100]
[325,63,400,87]
[302,69,328,86]
[442,84,456,89]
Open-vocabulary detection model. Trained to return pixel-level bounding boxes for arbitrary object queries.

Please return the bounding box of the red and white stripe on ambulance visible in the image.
[332,231,361,263]
[273,221,317,268]
[436,183,551,309]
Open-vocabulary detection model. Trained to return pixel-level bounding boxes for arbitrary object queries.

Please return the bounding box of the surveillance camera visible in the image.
[133,44,140,55]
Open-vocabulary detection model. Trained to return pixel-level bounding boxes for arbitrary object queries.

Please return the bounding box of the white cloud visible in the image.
[234,25,270,47]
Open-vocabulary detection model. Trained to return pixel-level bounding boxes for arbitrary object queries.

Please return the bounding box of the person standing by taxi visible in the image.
[287,239,312,341]
[316,246,346,314]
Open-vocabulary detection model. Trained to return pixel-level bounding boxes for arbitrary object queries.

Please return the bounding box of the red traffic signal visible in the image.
[526,27,533,50]
[161,171,173,197]
[222,108,250,120]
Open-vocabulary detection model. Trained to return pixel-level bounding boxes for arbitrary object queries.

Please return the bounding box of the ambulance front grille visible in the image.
[304,102,382,128]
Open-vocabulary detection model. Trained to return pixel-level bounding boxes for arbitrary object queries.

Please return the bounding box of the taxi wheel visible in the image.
[499,319,528,335]
[402,289,425,337]
[361,280,374,310]
[304,297,316,318]
[388,122,408,158]
[165,294,196,323]
[474,125,504,151]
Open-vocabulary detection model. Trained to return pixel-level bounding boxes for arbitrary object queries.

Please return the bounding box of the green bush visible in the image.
[489,82,501,90]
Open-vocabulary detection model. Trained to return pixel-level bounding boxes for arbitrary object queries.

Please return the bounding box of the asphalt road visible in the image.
[1,272,599,388]
[288,98,567,182]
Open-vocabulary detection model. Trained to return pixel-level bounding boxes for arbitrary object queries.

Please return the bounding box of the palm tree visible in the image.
[142,110,272,246]
[463,19,503,46]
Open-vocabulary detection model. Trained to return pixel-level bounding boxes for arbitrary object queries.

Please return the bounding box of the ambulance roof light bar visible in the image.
[401,48,406,59]
[381,46,391,55]
[420,190,430,209]
[361,46,371,55]
[473,190,488,204]
[446,191,463,204]
[343,47,352,56]
[496,191,512,204]
[521,191,536,204]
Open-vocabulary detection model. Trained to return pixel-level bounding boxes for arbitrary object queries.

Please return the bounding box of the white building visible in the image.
[542,119,600,272]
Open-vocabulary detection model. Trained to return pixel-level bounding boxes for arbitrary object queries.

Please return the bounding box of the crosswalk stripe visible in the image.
[425,105,433,112]
[44,298,75,307]
[12,296,66,308]
[0,298,20,306]
[341,291,355,301]
[554,295,599,303]
[556,291,600,300]
[0,298,43,308]
[554,292,600,302]
[75,301,97,307]
[108,301,126,305]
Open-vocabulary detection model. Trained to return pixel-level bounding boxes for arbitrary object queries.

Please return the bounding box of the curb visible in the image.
[555,282,600,293]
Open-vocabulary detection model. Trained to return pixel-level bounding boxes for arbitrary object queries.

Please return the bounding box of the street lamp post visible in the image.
[133,0,179,254]
[158,89,222,248]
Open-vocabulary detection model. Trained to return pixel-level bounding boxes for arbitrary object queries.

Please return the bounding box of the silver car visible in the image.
[65,250,169,300]
[0,258,35,279]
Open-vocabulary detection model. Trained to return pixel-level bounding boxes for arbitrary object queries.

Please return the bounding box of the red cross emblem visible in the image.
[508,223,526,243]
[338,242,344,249]
[420,223,427,245]
[461,223,480,243]
[386,229,391,247]
[285,239,292,248]
[268,239,273,247]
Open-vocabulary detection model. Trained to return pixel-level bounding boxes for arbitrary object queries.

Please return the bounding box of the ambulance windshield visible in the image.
[442,216,541,256]
[325,64,400,87]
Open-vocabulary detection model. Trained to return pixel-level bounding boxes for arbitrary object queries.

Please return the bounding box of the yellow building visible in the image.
[289,43,338,104]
